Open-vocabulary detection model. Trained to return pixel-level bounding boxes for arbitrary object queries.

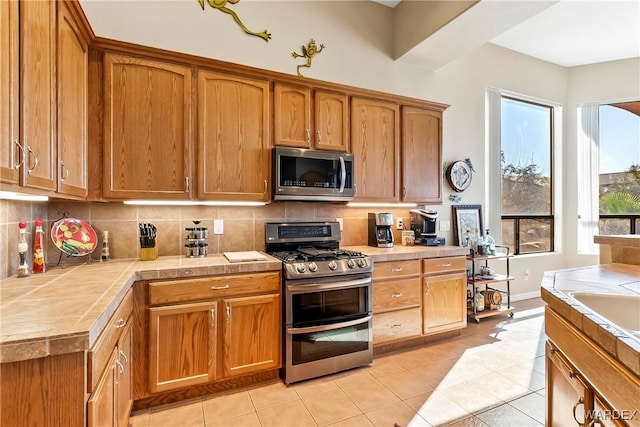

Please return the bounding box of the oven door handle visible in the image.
[287,277,371,293]
[287,315,372,335]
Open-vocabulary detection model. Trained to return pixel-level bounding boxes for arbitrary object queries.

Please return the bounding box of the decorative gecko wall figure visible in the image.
[291,39,325,77]
[198,0,271,42]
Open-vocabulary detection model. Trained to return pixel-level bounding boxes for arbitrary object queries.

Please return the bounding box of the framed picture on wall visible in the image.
[452,204,483,247]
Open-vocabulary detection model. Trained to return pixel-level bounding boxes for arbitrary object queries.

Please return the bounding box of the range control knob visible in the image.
[328,260,338,270]
[347,259,356,269]
[296,263,307,273]
[308,262,318,272]
[357,258,367,268]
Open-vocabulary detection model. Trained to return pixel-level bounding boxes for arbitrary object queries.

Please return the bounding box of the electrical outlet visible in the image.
[524,269,530,281]
[440,220,450,231]
[336,218,344,231]
[213,219,224,235]
[396,217,404,230]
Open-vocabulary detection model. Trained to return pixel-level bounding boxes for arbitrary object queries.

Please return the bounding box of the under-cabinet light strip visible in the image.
[122,200,266,206]
[0,191,49,202]
[347,202,417,208]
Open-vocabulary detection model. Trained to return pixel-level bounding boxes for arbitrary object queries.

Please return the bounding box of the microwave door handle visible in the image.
[339,156,346,193]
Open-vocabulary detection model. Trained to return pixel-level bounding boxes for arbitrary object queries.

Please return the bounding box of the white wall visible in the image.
[79,0,639,298]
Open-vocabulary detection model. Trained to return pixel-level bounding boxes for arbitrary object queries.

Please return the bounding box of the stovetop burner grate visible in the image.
[269,247,366,264]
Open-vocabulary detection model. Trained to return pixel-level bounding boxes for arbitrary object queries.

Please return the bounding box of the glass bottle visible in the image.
[17,221,30,277]
[100,231,110,262]
[474,290,485,312]
[485,228,496,256]
[32,219,45,273]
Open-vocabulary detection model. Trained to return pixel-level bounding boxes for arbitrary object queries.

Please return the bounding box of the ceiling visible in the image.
[373,0,640,69]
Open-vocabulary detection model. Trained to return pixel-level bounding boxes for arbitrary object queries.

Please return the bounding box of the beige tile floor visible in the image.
[130,298,546,427]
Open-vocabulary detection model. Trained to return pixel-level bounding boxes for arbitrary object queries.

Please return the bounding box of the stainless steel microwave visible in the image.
[273,147,355,201]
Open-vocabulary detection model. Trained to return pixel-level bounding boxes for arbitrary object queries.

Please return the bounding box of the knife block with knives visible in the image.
[139,222,158,261]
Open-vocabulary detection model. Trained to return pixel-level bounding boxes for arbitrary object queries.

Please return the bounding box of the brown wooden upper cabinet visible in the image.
[0,0,57,192]
[197,70,270,201]
[56,0,89,198]
[274,83,349,152]
[103,54,193,199]
[401,106,443,203]
[351,97,400,201]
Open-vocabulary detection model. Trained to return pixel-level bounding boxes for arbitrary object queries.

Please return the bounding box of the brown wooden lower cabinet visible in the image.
[147,272,281,395]
[88,347,118,427]
[372,257,467,348]
[546,341,594,426]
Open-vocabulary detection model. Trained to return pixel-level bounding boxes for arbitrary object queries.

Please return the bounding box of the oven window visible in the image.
[291,286,368,327]
[291,321,370,365]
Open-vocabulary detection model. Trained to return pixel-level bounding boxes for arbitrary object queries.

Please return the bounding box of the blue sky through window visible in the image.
[599,105,640,174]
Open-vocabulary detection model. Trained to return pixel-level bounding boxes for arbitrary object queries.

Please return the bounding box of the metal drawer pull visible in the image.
[185,176,190,192]
[226,306,231,323]
[572,397,585,426]
[441,263,452,267]
[391,323,402,328]
[391,268,403,272]
[210,308,215,326]
[114,318,126,329]
[391,292,403,298]
[119,349,128,365]
[26,146,38,173]
[305,129,310,144]
[59,161,69,181]
[13,140,24,170]
[115,359,124,375]
[211,285,230,290]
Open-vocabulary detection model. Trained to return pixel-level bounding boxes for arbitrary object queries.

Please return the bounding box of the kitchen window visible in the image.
[598,103,640,235]
[486,91,557,256]
[577,100,640,254]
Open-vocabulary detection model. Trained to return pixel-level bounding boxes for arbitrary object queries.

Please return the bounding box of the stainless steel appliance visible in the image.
[410,209,445,246]
[272,147,355,202]
[265,222,373,384]
[368,212,394,248]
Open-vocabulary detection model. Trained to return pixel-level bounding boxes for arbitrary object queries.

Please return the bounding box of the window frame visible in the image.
[499,95,555,255]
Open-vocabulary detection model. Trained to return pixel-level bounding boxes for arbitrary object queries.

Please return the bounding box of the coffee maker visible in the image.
[410,209,445,246]
[368,212,394,248]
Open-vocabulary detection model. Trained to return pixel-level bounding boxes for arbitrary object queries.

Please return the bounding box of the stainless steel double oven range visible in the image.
[265,222,373,384]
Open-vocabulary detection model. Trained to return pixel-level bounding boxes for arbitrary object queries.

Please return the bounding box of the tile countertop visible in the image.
[540,263,640,378]
[344,244,469,262]
[0,245,466,364]
[0,254,282,363]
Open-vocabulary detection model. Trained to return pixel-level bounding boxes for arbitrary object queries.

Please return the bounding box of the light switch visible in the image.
[440,221,450,231]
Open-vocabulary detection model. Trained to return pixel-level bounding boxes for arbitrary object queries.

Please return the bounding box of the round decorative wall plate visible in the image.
[446,160,472,192]
[51,218,98,256]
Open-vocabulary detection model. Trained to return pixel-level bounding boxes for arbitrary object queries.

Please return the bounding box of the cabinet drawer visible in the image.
[87,288,133,393]
[149,271,281,305]
[423,257,465,274]
[373,277,420,313]
[373,260,420,280]
[373,307,421,344]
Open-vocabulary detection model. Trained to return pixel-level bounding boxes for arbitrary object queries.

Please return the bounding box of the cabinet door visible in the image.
[56,1,88,197]
[197,70,270,201]
[103,54,192,199]
[546,342,594,426]
[222,294,280,377]
[116,321,132,427]
[401,106,442,203]
[315,91,349,152]
[148,301,217,393]
[88,347,117,427]
[274,83,311,148]
[20,0,56,191]
[422,272,466,334]
[351,97,399,201]
[0,0,19,184]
